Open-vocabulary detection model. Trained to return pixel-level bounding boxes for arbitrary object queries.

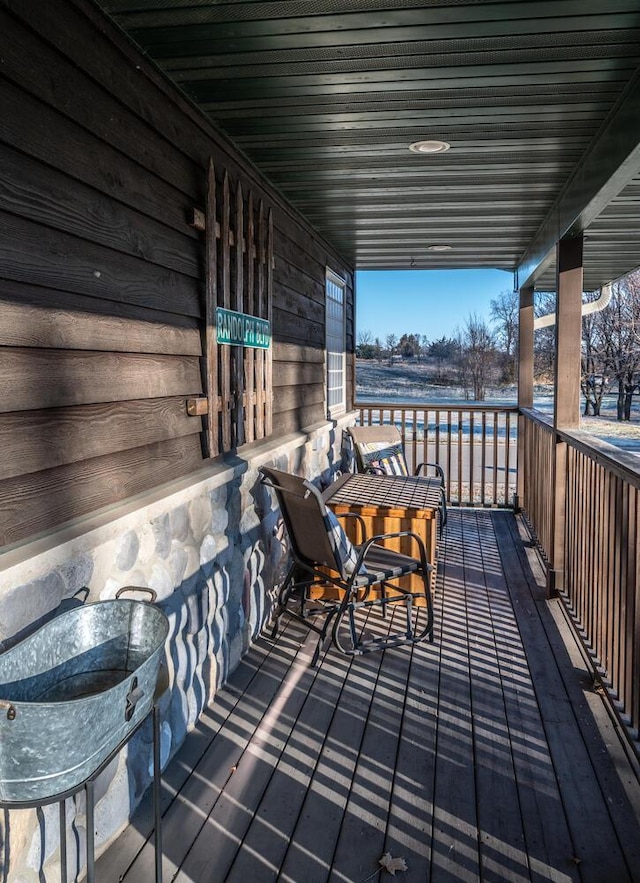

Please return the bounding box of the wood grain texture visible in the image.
[271,382,324,415]
[0,145,200,278]
[0,435,204,548]
[273,219,343,285]
[0,287,201,355]
[0,8,201,200]
[272,361,324,388]
[272,252,325,306]
[0,80,199,240]
[272,306,324,346]
[2,0,250,203]
[6,0,353,283]
[273,341,325,364]
[0,348,202,412]
[271,404,328,437]
[0,275,199,321]
[0,211,200,317]
[0,0,357,550]
[0,397,202,480]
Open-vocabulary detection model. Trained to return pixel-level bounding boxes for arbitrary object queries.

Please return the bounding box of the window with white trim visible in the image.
[326,269,346,418]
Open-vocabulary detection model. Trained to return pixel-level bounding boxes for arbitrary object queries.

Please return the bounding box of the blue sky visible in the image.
[355,268,514,342]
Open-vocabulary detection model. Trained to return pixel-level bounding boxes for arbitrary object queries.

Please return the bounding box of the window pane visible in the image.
[326,271,346,415]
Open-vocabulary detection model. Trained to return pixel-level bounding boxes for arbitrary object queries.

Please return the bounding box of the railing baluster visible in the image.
[457,410,463,505]
[469,411,475,500]
[480,411,486,506]
[493,410,499,505]
[505,411,512,508]
[446,410,453,503]
[631,488,640,730]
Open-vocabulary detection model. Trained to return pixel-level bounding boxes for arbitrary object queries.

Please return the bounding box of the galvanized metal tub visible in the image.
[0,592,169,804]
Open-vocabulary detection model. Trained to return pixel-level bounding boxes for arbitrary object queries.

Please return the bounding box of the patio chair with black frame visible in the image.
[259,465,434,666]
[347,424,448,532]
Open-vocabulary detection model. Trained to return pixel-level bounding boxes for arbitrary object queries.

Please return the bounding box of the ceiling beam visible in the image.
[516,63,640,290]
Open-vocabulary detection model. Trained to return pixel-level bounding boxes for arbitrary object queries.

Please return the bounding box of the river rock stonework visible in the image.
[0,418,351,882]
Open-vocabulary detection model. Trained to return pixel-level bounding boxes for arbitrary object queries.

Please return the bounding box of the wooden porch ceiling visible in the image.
[95,1,640,291]
[98,510,640,883]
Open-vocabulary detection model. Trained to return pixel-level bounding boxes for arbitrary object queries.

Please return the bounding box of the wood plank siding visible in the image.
[97,509,640,883]
[0,0,353,548]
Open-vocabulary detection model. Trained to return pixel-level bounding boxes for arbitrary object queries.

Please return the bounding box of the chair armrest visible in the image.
[335,511,367,544]
[414,462,445,484]
[357,530,432,572]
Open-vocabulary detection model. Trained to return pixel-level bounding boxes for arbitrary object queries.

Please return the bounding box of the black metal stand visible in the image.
[0,704,163,883]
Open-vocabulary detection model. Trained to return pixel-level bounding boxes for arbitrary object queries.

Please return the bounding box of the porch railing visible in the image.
[358,402,640,744]
[356,403,518,507]
[518,409,555,556]
[520,408,640,741]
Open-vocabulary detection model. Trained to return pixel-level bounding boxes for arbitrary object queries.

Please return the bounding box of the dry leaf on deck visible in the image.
[378,852,408,875]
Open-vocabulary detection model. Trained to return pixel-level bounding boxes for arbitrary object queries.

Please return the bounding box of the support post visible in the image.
[85,780,95,883]
[59,800,67,883]
[153,705,163,883]
[548,235,583,595]
[516,284,534,511]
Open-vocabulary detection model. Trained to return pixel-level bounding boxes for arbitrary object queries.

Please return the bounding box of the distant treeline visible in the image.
[358,267,640,419]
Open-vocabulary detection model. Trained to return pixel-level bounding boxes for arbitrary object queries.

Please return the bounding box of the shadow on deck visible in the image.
[99,510,640,883]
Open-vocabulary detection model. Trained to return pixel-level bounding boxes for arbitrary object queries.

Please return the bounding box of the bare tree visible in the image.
[356,329,375,359]
[534,291,557,382]
[457,314,498,400]
[599,276,640,420]
[581,293,609,416]
[385,333,398,365]
[490,289,519,381]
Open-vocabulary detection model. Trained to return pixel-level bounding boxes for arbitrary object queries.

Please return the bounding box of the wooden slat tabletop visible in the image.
[323,472,442,513]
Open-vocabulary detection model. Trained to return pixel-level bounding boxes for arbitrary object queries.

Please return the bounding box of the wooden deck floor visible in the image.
[99,510,640,883]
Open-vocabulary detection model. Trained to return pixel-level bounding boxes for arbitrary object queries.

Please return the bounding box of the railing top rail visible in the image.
[357,401,519,414]
[558,426,640,488]
[520,408,640,487]
[519,407,554,431]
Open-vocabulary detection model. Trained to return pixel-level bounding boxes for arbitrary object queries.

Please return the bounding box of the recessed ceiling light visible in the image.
[409,139,451,154]
[428,244,453,252]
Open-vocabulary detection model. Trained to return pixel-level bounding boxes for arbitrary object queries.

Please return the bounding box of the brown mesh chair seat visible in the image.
[260,465,434,665]
[347,424,447,532]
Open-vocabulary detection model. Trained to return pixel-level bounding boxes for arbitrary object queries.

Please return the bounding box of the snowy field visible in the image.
[356,360,640,452]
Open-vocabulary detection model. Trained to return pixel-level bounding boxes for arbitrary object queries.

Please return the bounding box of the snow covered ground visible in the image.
[356,360,640,452]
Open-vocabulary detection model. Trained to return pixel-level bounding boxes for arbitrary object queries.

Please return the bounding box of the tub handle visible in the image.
[125,678,144,722]
[116,586,158,603]
[0,701,16,721]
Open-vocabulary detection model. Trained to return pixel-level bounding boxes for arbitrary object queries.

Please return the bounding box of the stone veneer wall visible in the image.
[0,416,353,882]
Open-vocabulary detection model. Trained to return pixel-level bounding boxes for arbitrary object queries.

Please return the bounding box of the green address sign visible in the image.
[216,307,271,349]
